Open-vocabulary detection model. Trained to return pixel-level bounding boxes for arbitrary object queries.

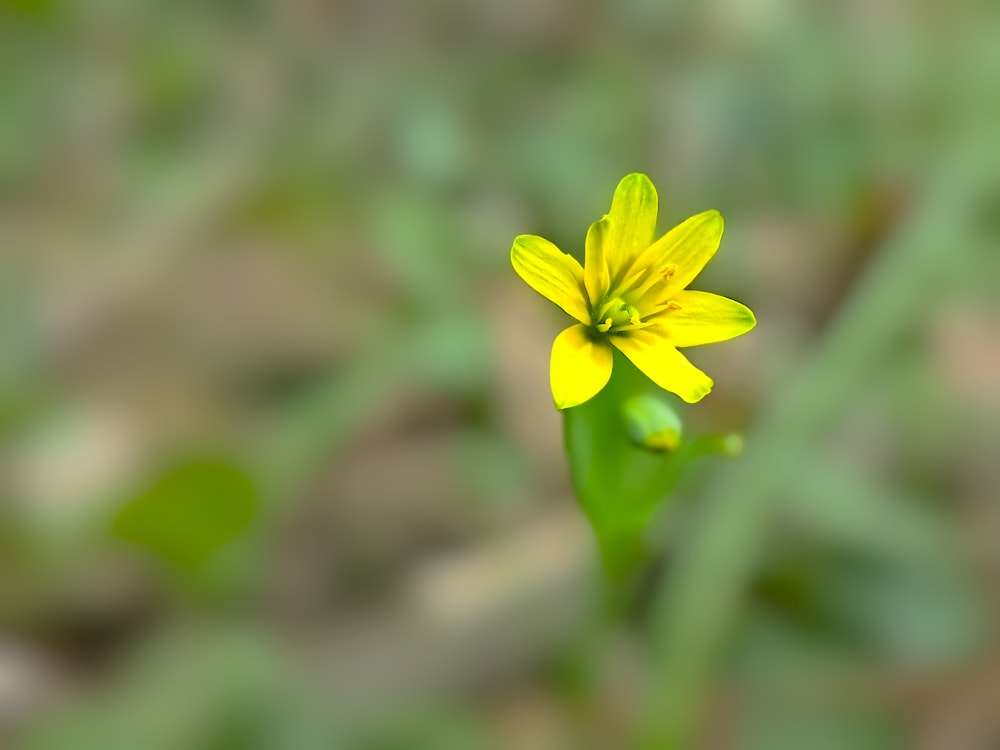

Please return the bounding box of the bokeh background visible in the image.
[2,0,1000,748]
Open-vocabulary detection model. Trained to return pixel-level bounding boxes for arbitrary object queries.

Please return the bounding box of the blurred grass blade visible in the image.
[639,150,997,748]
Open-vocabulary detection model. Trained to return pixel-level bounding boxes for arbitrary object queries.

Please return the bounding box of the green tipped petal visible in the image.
[511,235,590,324]
[659,290,757,347]
[611,329,713,403]
[550,324,614,409]
[606,173,658,275]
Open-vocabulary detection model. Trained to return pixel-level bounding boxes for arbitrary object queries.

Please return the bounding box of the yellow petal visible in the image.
[659,290,756,348]
[511,235,590,324]
[584,217,611,307]
[630,210,724,298]
[606,173,658,275]
[610,329,713,403]
[550,324,614,409]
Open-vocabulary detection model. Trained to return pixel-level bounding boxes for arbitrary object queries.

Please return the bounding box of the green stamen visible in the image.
[592,297,647,333]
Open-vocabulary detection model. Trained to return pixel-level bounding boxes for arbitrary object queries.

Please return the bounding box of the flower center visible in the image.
[590,260,684,335]
[593,296,641,333]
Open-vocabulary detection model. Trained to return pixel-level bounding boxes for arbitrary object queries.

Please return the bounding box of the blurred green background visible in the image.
[2,0,999,748]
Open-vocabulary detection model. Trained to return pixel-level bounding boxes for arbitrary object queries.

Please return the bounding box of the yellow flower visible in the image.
[511,173,756,409]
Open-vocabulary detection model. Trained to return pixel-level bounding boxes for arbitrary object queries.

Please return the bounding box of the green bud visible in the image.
[622,393,683,453]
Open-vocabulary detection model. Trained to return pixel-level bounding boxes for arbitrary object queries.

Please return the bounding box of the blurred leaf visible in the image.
[403,312,493,395]
[823,559,984,665]
[112,461,256,571]
[348,709,499,750]
[390,94,471,187]
[0,276,44,434]
[739,707,902,750]
[787,461,955,567]
[369,189,465,304]
[452,428,533,508]
[13,625,345,750]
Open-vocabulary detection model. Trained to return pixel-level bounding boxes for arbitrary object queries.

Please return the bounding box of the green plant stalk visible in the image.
[564,350,694,575]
